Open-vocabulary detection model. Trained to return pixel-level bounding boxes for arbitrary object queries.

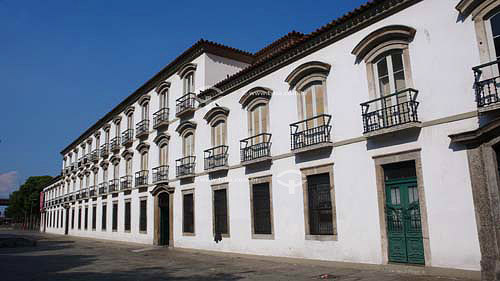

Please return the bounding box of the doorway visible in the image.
[158,193,170,246]
[64,207,69,235]
[383,161,424,265]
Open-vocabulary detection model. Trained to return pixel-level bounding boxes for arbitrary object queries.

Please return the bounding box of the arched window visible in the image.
[184,72,194,94]
[127,113,133,130]
[183,132,195,157]
[239,87,272,150]
[142,102,149,121]
[211,119,226,147]
[141,151,148,171]
[159,143,168,166]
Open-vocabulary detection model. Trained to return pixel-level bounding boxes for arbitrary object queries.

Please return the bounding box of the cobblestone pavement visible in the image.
[0,230,478,281]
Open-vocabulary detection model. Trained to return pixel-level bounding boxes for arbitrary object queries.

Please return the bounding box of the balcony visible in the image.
[76,192,81,200]
[121,129,134,146]
[98,182,108,195]
[360,88,420,137]
[121,175,133,190]
[240,133,272,165]
[175,93,196,117]
[153,165,169,183]
[176,156,195,178]
[136,120,150,138]
[78,159,84,170]
[100,143,110,158]
[80,188,89,199]
[108,179,119,193]
[153,108,169,129]
[204,145,229,172]
[90,150,99,162]
[135,171,148,187]
[290,114,333,153]
[110,137,120,152]
[473,59,500,113]
[84,154,91,166]
[89,186,96,197]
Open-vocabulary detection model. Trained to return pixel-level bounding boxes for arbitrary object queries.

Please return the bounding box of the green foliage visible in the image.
[5,176,52,220]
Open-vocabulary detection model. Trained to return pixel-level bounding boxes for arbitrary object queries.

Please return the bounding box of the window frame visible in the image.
[182,189,195,236]
[139,197,147,233]
[124,200,131,232]
[212,183,229,238]
[102,203,107,231]
[249,175,274,240]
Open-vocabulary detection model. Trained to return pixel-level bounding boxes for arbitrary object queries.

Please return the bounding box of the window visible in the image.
[115,121,121,137]
[60,210,63,228]
[183,193,194,234]
[102,204,107,231]
[142,102,149,121]
[307,173,333,235]
[127,113,133,130]
[103,168,108,182]
[93,171,98,187]
[84,207,88,230]
[124,201,131,232]
[183,72,194,94]
[213,188,228,236]
[78,208,82,229]
[139,199,147,232]
[141,152,148,170]
[249,103,269,139]
[114,163,119,180]
[299,80,326,125]
[92,205,96,230]
[159,90,168,109]
[126,158,132,176]
[487,11,500,62]
[374,51,406,97]
[211,120,226,147]
[112,202,118,231]
[71,208,75,229]
[251,182,272,235]
[105,129,110,144]
[183,132,194,157]
[56,209,59,228]
[159,144,168,166]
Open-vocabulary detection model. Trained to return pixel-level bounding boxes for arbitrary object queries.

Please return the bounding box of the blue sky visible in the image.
[0,0,368,209]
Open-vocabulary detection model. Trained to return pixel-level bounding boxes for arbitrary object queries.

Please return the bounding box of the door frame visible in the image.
[373,149,431,266]
[151,185,174,247]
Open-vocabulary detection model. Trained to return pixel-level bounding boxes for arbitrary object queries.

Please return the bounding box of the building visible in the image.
[40,0,500,279]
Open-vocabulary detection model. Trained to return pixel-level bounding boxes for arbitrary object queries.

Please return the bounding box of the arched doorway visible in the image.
[158,192,169,246]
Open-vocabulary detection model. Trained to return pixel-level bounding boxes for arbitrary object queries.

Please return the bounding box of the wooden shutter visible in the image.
[183,194,194,233]
[252,183,272,235]
[214,189,228,235]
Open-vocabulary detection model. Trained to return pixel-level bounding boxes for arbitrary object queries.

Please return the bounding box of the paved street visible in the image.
[0,229,478,281]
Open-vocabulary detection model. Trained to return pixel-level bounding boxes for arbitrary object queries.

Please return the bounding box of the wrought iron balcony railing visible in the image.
[473,59,500,108]
[108,179,119,193]
[240,133,272,163]
[121,129,134,145]
[136,120,150,138]
[121,175,133,190]
[175,93,196,116]
[290,114,332,151]
[204,145,229,170]
[360,88,419,134]
[80,188,89,199]
[153,165,169,183]
[76,192,81,200]
[98,182,108,195]
[78,159,84,170]
[100,143,110,158]
[153,108,169,128]
[110,137,120,151]
[90,150,99,162]
[135,171,148,187]
[176,156,196,177]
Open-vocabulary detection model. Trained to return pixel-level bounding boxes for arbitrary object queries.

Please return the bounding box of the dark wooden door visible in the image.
[159,193,169,246]
[386,177,424,265]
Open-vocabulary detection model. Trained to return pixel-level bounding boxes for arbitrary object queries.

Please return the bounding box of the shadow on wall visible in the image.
[365,128,421,151]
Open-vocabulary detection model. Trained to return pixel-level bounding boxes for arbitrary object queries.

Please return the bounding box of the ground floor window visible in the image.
[92,205,96,230]
[102,204,107,231]
[84,207,88,230]
[60,209,63,228]
[78,208,82,229]
[112,203,118,231]
[251,182,272,235]
[71,208,74,229]
[307,173,333,235]
[213,187,228,236]
[183,192,194,234]
[139,198,147,232]
[124,201,131,232]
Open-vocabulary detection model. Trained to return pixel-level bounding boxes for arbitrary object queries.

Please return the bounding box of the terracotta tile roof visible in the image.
[253,31,306,63]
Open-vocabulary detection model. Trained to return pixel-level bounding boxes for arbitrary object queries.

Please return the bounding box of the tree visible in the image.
[5,176,52,221]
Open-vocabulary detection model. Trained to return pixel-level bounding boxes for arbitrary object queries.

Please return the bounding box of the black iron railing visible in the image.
[71,163,77,172]
[204,145,229,170]
[240,133,272,162]
[135,171,148,187]
[108,179,119,193]
[153,108,169,128]
[110,137,120,151]
[290,114,332,150]
[76,192,81,200]
[89,186,96,197]
[153,165,169,183]
[100,143,110,158]
[176,156,196,177]
[121,175,133,190]
[90,150,99,162]
[176,93,196,115]
[136,120,149,137]
[98,182,108,195]
[360,88,419,134]
[121,129,134,145]
[78,159,84,170]
[473,59,500,108]
[80,188,88,199]
[82,155,89,165]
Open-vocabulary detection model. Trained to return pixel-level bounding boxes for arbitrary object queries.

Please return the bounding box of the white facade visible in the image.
[41,0,500,275]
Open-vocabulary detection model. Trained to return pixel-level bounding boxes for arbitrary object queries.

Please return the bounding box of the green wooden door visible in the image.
[386,177,424,265]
